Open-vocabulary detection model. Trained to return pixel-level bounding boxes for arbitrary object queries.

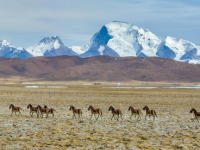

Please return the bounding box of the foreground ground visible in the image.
[0,82,200,149]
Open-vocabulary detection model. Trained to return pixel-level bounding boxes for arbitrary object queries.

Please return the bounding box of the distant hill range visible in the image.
[0,55,200,82]
[1,21,200,64]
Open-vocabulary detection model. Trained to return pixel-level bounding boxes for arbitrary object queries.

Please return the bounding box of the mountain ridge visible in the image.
[1,21,200,64]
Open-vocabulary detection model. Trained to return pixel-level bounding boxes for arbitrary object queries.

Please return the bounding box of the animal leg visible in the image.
[72,113,75,119]
[130,114,133,120]
[19,111,22,116]
[121,114,123,120]
[136,115,140,120]
[196,117,199,123]
[11,111,13,116]
[96,115,99,120]
[111,115,114,120]
[90,114,93,120]
[117,115,119,121]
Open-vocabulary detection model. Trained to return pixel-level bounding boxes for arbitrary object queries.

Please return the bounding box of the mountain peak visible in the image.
[39,36,64,47]
[26,36,66,56]
[0,40,13,48]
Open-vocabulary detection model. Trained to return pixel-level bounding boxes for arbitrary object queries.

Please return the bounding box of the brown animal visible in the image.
[69,106,82,119]
[44,105,57,118]
[37,105,49,118]
[88,105,102,120]
[27,104,38,117]
[128,106,143,120]
[190,108,200,122]
[143,106,157,121]
[9,104,23,116]
[108,106,123,121]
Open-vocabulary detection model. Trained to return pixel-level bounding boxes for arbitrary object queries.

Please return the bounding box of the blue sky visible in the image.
[0,0,200,48]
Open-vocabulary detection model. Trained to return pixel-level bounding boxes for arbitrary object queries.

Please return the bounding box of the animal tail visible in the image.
[20,108,24,111]
[54,109,58,113]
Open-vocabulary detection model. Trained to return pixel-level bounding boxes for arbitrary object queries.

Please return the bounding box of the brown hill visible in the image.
[0,56,200,82]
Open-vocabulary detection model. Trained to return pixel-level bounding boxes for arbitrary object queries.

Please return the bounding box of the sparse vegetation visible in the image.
[0,82,200,149]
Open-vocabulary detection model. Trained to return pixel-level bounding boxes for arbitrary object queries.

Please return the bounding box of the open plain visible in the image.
[0,82,200,149]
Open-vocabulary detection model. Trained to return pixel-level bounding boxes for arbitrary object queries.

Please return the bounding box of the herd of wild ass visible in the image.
[9,104,200,122]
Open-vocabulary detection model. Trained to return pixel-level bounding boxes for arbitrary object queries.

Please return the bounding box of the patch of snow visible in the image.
[54,40,61,49]
[70,42,90,54]
[17,47,23,50]
[98,45,105,55]
[26,43,52,56]
[188,59,200,64]
[0,40,14,48]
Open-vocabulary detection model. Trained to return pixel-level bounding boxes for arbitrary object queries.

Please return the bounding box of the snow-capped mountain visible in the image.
[26,36,77,57]
[0,40,33,59]
[77,21,200,64]
[1,21,200,64]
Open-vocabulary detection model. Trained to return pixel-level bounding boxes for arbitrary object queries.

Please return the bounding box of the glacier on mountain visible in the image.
[26,36,77,57]
[78,21,200,64]
[0,40,33,59]
[1,21,200,64]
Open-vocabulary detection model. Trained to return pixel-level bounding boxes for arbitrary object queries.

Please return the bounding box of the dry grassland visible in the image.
[0,83,200,149]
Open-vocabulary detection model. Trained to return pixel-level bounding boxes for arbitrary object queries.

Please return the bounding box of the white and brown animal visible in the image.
[37,105,49,118]
[69,106,82,119]
[128,106,143,120]
[43,105,57,118]
[9,104,23,116]
[27,104,38,117]
[143,106,157,121]
[108,106,123,121]
[190,108,200,122]
[88,105,102,120]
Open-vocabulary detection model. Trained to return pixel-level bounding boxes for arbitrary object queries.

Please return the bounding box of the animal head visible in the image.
[128,106,133,111]
[69,106,75,111]
[88,105,93,111]
[108,106,114,111]
[27,104,32,109]
[143,106,149,110]
[190,108,196,113]
[44,105,48,108]
[9,104,14,109]
[37,105,42,108]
